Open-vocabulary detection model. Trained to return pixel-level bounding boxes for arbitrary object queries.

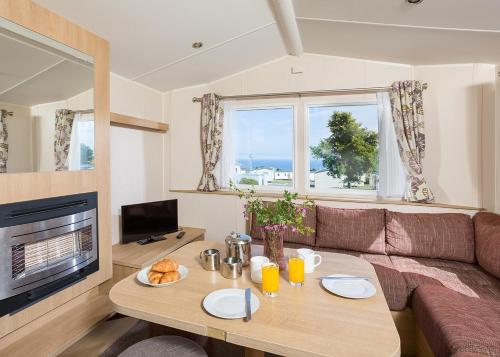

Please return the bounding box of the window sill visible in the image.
[169,189,483,211]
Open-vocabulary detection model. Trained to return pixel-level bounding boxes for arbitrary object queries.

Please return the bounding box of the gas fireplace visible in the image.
[0,192,99,316]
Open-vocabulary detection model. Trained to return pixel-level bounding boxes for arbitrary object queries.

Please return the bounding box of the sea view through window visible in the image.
[230,99,380,194]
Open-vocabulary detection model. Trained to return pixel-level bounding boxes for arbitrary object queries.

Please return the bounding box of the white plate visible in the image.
[321,274,376,299]
[203,288,260,319]
[137,265,188,287]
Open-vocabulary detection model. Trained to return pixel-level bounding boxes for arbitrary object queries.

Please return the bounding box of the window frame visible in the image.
[302,96,379,198]
[229,99,299,192]
[225,95,390,199]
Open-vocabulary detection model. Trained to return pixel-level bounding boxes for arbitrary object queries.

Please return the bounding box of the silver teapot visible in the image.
[225,232,251,266]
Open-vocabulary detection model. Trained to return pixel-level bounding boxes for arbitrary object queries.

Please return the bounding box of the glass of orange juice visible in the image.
[288,254,305,287]
[262,263,279,297]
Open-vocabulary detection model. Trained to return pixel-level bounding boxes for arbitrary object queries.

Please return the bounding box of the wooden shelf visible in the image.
[112,227,205,269]
[110,112,169,133]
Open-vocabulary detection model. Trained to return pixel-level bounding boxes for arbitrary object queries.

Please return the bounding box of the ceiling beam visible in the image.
[268,0,303,56]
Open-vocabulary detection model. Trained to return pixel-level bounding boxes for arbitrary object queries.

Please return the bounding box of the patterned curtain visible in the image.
[389,81,435,203]
[197,93,224,192]
[0,110,8,173]
[54,109,75,171]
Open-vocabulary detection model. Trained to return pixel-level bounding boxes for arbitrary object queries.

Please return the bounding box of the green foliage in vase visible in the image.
[230,181,315,235]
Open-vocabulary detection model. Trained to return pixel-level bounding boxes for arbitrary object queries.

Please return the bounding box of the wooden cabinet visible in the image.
[112,227,205,282]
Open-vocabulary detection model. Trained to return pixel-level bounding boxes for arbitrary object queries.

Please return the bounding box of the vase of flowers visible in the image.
[231,182,315,270]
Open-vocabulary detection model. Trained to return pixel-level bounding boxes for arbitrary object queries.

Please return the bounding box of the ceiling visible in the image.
[0,32,93,107]
[32,0,500,92]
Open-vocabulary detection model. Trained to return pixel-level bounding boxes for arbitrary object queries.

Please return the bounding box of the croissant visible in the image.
[147,270,163,284]
[151,259,179,273]
[160,271,180,283]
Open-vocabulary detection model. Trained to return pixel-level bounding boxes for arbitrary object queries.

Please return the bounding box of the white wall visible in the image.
[110,73,165,244]
[414,64,496,208]
[164,54,490,241]
[1,102,33,173]
[496,66,500,213]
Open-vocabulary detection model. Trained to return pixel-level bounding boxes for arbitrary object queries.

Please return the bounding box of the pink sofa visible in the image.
[250,206,500,357]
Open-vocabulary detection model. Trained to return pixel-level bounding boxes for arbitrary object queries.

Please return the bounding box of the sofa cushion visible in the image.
[314,248,408,310]
[386,211,475,263]
[249,206,316,247]
[316,206,386,254]
[412,284,500,357]
[390,256,500,302]
[473,212,500,279]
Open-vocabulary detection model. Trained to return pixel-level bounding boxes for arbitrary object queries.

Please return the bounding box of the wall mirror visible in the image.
[0,18,94,174]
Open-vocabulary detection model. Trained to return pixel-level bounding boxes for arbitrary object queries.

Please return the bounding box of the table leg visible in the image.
[244,347,265,357]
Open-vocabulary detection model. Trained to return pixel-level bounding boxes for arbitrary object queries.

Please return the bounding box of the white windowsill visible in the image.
[168,189,483,211]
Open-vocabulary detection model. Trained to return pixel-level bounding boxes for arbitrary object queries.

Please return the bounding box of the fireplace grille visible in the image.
[11,226,93,279]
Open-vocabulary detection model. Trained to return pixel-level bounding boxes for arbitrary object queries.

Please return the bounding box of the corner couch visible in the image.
[250,206,500,357]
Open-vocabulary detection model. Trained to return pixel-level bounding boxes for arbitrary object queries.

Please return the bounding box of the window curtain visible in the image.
[389,81,434,202]
[217,100,235,189]
[54,109,75,171]
[197,93,224,192]
[377,92,406,199]
[0,110,8,173]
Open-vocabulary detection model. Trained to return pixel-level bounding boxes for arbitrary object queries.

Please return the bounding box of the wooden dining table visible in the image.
[109,240,400,357]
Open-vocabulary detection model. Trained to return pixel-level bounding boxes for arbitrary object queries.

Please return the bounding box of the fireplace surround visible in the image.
[0,192,99,316]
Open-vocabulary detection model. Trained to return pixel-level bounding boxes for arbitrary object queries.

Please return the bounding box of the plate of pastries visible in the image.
[137,258,188,287]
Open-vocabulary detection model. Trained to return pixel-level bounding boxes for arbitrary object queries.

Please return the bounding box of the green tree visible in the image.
[80,144,94,165]
[310,111,378,188]
[239,177,259,185]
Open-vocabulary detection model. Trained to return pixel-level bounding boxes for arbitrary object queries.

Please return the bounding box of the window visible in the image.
[230,105,295,188]
[68,113,94,170]
[222,94,405,199]
[307,102,379,195]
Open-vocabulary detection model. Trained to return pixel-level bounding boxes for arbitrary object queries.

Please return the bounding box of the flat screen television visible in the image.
[121,199,178,243]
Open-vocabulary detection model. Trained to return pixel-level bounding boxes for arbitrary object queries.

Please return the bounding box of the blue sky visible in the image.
[233,104,378,160]
[233,107,293,160]
[309,104,378,147]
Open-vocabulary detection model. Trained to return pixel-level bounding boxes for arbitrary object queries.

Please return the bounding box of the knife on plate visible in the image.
[244,288,251,321]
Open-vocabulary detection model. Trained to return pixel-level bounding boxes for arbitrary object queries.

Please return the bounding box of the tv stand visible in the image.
[112,227,205,282]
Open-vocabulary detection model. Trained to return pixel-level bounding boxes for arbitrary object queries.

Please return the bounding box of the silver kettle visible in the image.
[225,232,252,266]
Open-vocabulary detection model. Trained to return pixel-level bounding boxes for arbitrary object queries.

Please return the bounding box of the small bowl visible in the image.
[220,257,243,279]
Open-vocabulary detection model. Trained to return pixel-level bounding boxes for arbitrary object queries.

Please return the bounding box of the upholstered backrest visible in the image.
[473,212,500,279]
[249,205,317,247]
[386,211,475,263]
[315,206,386,254]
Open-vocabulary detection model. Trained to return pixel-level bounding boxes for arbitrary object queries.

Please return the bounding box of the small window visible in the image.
[231,106,294,188]
[68,113,94,170]
[307,102,379,195]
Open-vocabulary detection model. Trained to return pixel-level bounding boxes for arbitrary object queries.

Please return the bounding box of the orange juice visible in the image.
[262,263,279,297]
[288,256,305,286]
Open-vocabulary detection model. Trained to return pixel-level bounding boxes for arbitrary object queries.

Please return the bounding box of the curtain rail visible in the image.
[70,109,93,114]
[192,83,428,103]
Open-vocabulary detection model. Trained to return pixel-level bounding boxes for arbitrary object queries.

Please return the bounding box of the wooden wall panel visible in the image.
[0,0,111,342]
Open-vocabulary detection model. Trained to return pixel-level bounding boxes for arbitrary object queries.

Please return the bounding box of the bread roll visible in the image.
[151,259,179,273]
[147,270,163,284]
[160,271,180,283]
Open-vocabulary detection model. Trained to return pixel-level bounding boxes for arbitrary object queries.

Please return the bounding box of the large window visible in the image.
[225,94,405,198]
[307,103,379,195]
[231,106,294,188]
